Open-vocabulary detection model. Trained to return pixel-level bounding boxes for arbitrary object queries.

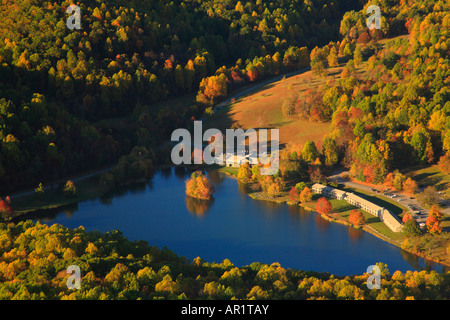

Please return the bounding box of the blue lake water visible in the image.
[30,167,447,276]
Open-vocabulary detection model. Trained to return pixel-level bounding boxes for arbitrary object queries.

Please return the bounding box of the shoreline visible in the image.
[220,169,450,269]
[4,66,313,218]
[7,165,450,269]
[6,163,174,221]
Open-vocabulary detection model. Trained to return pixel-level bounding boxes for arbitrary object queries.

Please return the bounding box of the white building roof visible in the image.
[345,193,383,212]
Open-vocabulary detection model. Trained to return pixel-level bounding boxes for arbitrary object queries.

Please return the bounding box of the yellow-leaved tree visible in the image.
[185,171,215,200]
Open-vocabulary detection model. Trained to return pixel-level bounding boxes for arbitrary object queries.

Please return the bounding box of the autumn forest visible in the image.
[0,0,449,302]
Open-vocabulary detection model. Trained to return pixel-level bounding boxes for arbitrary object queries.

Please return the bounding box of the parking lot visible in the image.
[371,188,428,227]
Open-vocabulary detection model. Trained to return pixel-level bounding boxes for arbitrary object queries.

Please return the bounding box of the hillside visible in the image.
[205,53,367,148]
[205,69,331,147]
[0,0,362,194]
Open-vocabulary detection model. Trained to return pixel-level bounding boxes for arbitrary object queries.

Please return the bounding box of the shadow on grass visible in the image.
[365,216,381,224]
[333,204,355,213]
[414,171,438,182]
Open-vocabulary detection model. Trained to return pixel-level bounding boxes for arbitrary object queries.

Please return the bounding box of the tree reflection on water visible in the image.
[185,196,215,217]
[347,225,364,242]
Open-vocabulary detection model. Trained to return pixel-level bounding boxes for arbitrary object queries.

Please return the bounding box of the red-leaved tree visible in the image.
[0,199,12,216]
[289,187,300,202]
[316,197,332,215]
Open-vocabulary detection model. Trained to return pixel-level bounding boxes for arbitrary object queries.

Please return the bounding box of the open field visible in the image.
[204,68,339,148]
[204,55,371,150]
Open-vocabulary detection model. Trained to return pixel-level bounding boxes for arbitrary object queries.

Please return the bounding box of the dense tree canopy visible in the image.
[288,0,450,195]
[185,171,215,200]
[0,220,448,300]
[0,0,364,193]
[0,0,448,302]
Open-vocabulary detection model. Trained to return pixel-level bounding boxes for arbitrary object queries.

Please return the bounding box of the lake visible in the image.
[29,167,446,276]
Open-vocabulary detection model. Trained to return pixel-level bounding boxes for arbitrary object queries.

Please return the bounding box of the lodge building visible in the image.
[311,183,403,232]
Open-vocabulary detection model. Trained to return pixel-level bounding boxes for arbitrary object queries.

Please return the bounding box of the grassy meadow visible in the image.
[204,68,336,148]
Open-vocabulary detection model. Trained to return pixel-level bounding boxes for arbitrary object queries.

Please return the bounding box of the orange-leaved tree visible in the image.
[402,212,413,223]
[426,205,443,235]
[403,178,418,195]
[383,172,394,189]
[185,171,215,200]
[348,209,366,227]
[299,187,312,203]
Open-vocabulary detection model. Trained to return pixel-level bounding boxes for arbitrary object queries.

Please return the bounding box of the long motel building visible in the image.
[345,192,383,217]
[311,183,403,232]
